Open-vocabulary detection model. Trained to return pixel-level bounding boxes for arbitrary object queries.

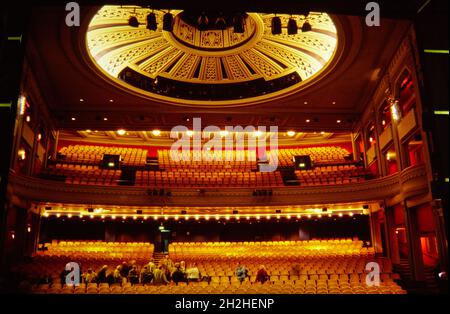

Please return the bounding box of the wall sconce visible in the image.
[18,95,26,115]
[391,100,401,121]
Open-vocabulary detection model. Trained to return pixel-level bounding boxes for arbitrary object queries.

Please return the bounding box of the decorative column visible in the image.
[385,206,400,264]
[351,132,358,160]
[369,210,383,254]
[432,200,449,272]
[404,201,425,281]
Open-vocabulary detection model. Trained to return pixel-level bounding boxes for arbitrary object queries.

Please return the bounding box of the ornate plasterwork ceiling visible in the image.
[86,5,338,106]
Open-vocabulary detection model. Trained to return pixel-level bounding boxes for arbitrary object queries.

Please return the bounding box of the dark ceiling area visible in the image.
[23,2,415,131]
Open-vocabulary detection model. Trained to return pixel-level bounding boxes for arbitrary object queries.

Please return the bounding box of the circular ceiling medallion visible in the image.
[86,6,339,107]
[170,11,258,51]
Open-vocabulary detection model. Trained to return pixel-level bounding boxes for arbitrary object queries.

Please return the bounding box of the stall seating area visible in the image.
[17,241,154,283]
[58,145,148,166]
[20,240,405,294]
[41,164,122,185]
[295,165,372,186]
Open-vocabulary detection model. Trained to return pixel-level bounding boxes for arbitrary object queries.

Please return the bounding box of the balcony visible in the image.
[7,165,429,208]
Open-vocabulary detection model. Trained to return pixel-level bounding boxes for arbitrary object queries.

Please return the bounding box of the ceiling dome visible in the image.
[86,6,339,107]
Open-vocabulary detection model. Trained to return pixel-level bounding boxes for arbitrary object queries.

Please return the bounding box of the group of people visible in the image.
[236,263,270,284]
[60,255,203,286]
[59,256,272,286]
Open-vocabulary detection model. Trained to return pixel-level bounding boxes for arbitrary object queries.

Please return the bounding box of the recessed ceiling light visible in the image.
[79,98,84,102]
[304,101,308,104]
[336,120,341,123]
[287,130,296,137]
[109,99,114,102]
[332,101,336,105]
[117,129,126,136]
[103,117,108,121]
[152,129,161,136]
[306,119,310,123]
[71,117,76,121]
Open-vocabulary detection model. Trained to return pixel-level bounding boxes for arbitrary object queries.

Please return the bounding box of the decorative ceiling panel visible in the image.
[86,5,339,106]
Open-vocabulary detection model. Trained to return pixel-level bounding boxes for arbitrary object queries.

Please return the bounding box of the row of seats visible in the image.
[18,239,405,294]
[56,145,350,169]
[273,146,350,166]
[158,150,257,167]
[45,144,367,188]
[157,146,349,169]
[135,170,284,187]
[41,166,122,186]
[59,145,148,166]
[28,280,405,294]
[296,165,371,186]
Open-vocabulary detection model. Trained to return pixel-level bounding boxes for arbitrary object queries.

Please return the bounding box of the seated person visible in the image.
[140,265,153,285]
[171,263,187,285]
[59,268,70,286]
[113,265,123,284]
[96,265,108,284]
[82,268,97,284]
[180,261,186,272]
[148,260,157,273]
[162,255,174,270]
[128,266,139,285]
[120,262,130,278]
[106,272,115,286]
[255,265,269,284]
[235,263,249,283]
[186,263,201,282]
[152,266,170,285]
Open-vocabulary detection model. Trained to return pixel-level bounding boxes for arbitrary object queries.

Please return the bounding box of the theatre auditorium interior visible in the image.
[0,1,448,296]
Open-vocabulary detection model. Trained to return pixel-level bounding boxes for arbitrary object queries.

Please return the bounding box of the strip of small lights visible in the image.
[42,211,364,220]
